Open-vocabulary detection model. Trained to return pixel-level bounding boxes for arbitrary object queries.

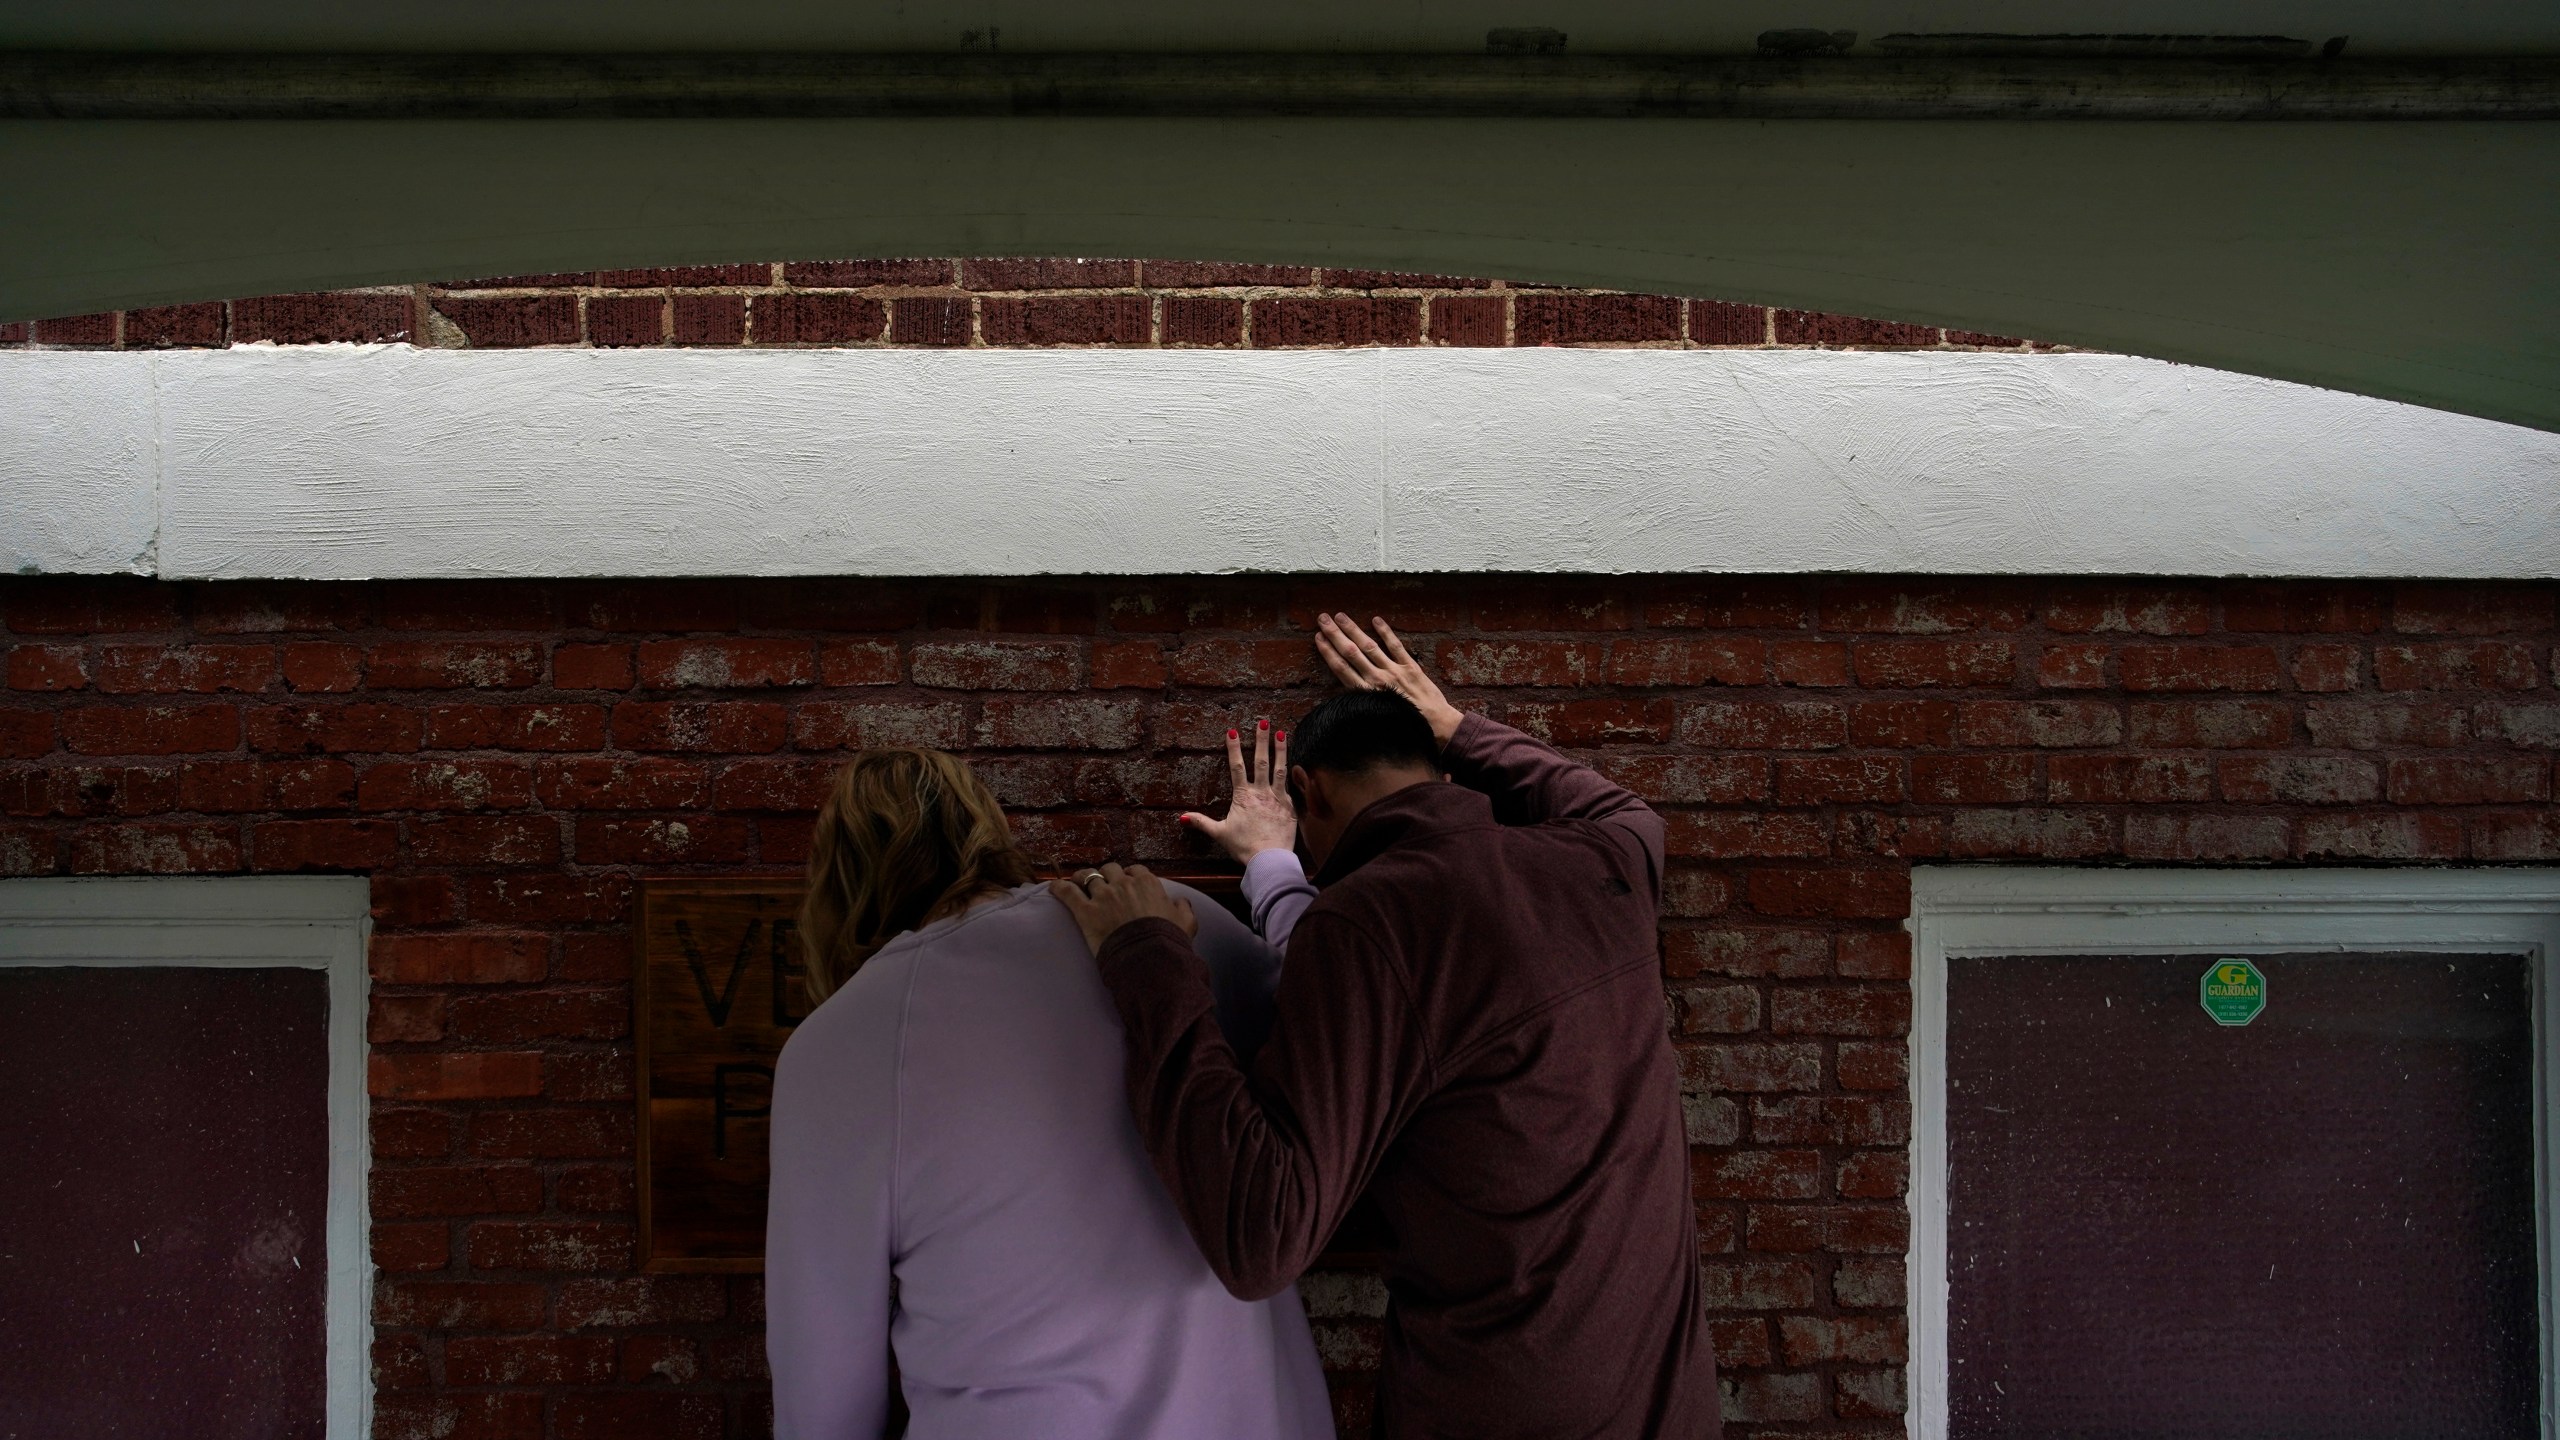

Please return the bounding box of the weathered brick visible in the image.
[233,291,412,344]
[1852,638,2015,688]
[406,815,563,867]
[468,1220,635,1272]
[573,816,755,865]
[556,1276,728,1328]
[1745,867,1908,919]
[1751,1095,1908,1146]
[2223,583,2385,633]
[635,639,815,690]
[752,293,887,344]
[435,295,579,347]
[2388,756,2549,805]
[2127,700,2292,749]
[1779,1315,1908,1365]
[249,703,424,754]
[977,698,1143,750]
[446,1336,617,1386]
[782,258,952,287]
[1834,1256,1907,1308]
[1697,1259,1819,1312]
[1600,754,1769,803]
[1515,293,1680,344]
[552,642,635,690]
[2375,642,2539,691]
[1250,296,1421,347]
[2123,813,2292,861]
[979,295,1152,345]
[67,822,241,874]
[1687,299,1767,345]
[816,640,901,686]
[1500,699,1674,745]
[1664,927,1829,979]
[1694,1149,1822,1200]
[888,296,970,345]
[1948,809,2114,858]
[610,701,785,753]
[1912,754,2037,804]
[60,704,239,754]
[535,757,711,810]
[2306,699,2470,749]
[1956,700,2122,748]
[2297,812,2465,860]
[2390,583,2555,635]
[1772,310,1936,347]
[252,818,398,870]
[1677,701,1846,750]
[1606,638,1763,687]
[1680,1041,1823,1093]
[450,991,631,1047]
[1663,812,1829,859]
[359,758,535,812]
[1774,756,1904,804]
[2217,756,2380,805]
[1819,584,2029,633]
[425,703,607,751]
[93,644,277,694]
[793,700,967,750]
[2042,585,2211,635]
[370,1161,544,1214]
[375,1280,546,1331]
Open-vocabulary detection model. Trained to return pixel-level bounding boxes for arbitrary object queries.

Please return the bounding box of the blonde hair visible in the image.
[798,748,1036,1002]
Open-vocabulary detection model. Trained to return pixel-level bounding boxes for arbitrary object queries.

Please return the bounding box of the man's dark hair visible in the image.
[1291,689,1440,779]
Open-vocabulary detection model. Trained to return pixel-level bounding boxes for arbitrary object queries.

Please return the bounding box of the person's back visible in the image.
[765,746,1330,1440]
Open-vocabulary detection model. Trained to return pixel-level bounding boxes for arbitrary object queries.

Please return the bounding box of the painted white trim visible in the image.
[0,877,373,1440]
[5,345,2556,580]
[1908,867,2560,1440]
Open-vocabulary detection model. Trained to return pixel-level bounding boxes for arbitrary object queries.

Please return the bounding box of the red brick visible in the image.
[1166,639,1321,688]
[371,1054,545,1103]
[1500,699,1675,745]
[358,758,535,811]
[371,1158,545,1214]
[2297,812,2465,860]
[372,875,458,927]
[2391,583,2555,635]
[1724,1371,1826,1426]
[67,822,241,874]
[535,757,711,809]
[1472,585,1635,631]
[977,698,1143,750]
[467,1220,634,1272]
[1673,982,1760,1034]
[2042,585,2212,634]
[816,640,900,686]
[2128,700,2293,748]
[552,643,633,690]
[251,818,399,871]
[1677,701,1845,750]
[555,1276,728,1328]
[1161,296,1244,345]
[248,703,423,753]
[1779,1314,1908,1365]
[910,640,1081,689]
[1953,700,2122,749]
[232,292,410,345]
[280,642,362,692]
[2473,811,2560,859]
[372,1222,450,1272]
[1835,930,1909,980]
[669,293,745,345]
[123,302,227,348]
[3,579,181,633]
[371,933,548,984]
[1687,299,1768,345]
[423,703,608,751]
[1772,640,1849,687]
[436,295,578,347]
[1768,757,1898,805]
[2119,644,2284,691]
[1427,294,1506,346]
[1140,260,1314,287]
[1697,1258,1818,1312]
[1598,755,1768,804]
[32,312,116,345]
[7,644,86,690]
[1837,1041,1907,1091]
[373,1390,545,1440]
[557,1165,635,1213]
[1913,753,2037,803]
[366,641,543,690]
[2388,756,2549,805]
[1746,867,1908,919]
[1664,928,1828,980]
[1320,269,1492,289]
[369,993,446,1043]
[1848,699,1953,747]
[792,700,967,750]
[751,293,887,344]
[2037,643,2109,688]
[572,816,754,864]
[554,932,633,981]
[60,704,239,755]
[713,758,839,811]
[888,296,970,345]
[585,294,664,346]
[2290,642,2363,691]
[1851,638,2014,688]
[447,1336,616,1386]
[1089,641,1169,689]
[556,580,736,633]
[1694,1149,1822,1200]
[1250,297,1422,347]
[2046,754,2212,803]
[2476,702,2560,749]
[1837,1368,1908,1420]
[2223,583,2386,633]
[1431,639,1601,688]
[1605,638,1763,687]
[92,644,275,694]
[1751,1095,1908,1146]
[406,815,563,866]
[1663,812,1830,859]
[1746,1202,1907,1254]
[1644,583,1806,629]
[465,1106,635,1156]
[1705,1317,1770,1366]
[979,295,1150,345]
[961,258,1139,290]
[2218,756,2379,804]
[1948,810,2114,858]
[375,1279,547,1329]
[2375,642,2539,691]
[1773,310,1937,347]
[0,321,19,344]
[1769,985,1909,1036]
[1818,584,2029,633]
[2123,814,2292,861]
[1681,1041,1823,1092]
[372,1109,456,1162]
[545,1051,634,1103]
[782,259,953,287]
[555,1394,723,1440]
[631,639,812,690]
[1515,293,1680,344]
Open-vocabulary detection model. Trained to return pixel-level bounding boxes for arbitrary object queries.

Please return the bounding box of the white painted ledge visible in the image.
[5,346,2556,580]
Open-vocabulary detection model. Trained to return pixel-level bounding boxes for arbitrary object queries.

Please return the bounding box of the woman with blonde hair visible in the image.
[765,747,1331,1440]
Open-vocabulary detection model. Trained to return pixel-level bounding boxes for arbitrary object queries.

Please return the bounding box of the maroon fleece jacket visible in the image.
[1097,714,1720,1440]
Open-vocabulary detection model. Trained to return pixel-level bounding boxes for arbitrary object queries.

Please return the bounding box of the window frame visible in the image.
[1909,865,2560,1440]
[0,875,373,1440]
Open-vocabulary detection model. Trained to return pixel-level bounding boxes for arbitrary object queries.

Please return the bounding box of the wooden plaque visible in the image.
[634,872,1281,1272]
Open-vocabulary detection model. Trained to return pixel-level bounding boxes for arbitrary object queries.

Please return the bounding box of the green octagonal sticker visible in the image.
[2201,959,2267,1026]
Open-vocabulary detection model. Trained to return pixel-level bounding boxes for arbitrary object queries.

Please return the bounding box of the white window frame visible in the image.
[1910,866,2560,1440]
[0,876,372,1440]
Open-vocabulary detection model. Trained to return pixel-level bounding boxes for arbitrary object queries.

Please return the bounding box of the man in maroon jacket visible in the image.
[1054,614,1719,1439]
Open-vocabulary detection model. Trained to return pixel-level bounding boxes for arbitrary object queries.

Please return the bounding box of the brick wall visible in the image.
[2,259,2039,352]
[3,573,2555,1439]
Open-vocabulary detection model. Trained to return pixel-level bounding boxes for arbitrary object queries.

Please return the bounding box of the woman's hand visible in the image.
[1315,612,1464,750]
[1048,863,1198,955]
[1180,720,1297,863]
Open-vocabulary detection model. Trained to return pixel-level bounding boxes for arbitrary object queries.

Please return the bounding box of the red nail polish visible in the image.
[1258,719,1269,729]
[1228,729,1238,739]
[1277,732,1287,741]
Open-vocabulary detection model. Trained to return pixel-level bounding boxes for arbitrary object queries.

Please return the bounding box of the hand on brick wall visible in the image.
[1179,720,1296,863]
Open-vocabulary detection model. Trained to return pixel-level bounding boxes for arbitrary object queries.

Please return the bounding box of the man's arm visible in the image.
[1053,869,1426,1301]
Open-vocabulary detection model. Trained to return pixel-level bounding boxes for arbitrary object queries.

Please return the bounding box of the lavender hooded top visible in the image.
[765,880,1333,1440]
